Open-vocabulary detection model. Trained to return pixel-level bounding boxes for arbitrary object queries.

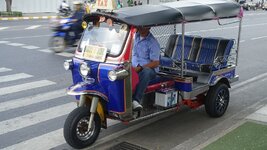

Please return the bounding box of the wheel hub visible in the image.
[76,117,95,141]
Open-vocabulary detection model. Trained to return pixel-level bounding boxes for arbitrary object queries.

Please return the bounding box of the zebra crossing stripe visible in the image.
[25,25,41,30]
[0,73,32,83]
[21,45,40,50]
[2,120,120,150]
[0,41,9,44]
[39,49,53,53]
[6,43,25,46]
[56,52,74,58]
[0,68,12,73]
[0,80,55,96]
[0,102,75,135]
[0,89,66,113]
[2,129,64,150]
[0,27,8,30]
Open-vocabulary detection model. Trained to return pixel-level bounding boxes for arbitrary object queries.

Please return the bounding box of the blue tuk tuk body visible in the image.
[63,0,243,149]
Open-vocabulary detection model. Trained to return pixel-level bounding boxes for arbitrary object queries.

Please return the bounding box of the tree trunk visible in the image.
[5,0,12,12]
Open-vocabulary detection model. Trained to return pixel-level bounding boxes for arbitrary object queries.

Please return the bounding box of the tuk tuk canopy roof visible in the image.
[84,0,241,27]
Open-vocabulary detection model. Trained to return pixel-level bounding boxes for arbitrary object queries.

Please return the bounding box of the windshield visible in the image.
[77,23,129,58]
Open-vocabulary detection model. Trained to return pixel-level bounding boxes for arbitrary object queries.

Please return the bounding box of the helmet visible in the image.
[73,1,82,5]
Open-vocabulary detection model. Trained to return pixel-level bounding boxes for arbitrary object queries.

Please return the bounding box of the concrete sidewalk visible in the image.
[0,12,58,21]
[202,105,267,150]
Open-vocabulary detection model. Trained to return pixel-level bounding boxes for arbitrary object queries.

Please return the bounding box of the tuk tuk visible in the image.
[63,0,243,148]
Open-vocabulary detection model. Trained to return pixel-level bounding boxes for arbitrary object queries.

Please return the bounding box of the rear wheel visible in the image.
[205,83,229,118]
[49,36,66,53]
[64,107,101,149]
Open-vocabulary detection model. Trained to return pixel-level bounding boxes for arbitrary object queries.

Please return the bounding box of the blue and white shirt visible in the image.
[132,32,160,71]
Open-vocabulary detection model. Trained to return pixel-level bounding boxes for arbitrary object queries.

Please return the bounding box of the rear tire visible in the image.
[205,83,229,118]
[49,36,66,53]
[64,107,101,149]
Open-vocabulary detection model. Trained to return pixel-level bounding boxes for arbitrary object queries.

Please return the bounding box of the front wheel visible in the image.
[205,83,229,118]
[64,107,101,149]
[49,36,66,53]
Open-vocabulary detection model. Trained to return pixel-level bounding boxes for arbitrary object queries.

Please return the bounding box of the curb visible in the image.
[0,16,58,21]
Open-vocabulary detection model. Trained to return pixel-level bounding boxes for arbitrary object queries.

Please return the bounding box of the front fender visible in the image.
[67,82,108,101]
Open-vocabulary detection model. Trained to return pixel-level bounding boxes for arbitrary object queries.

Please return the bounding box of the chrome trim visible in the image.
[229,75,239,83]
[191,84,209,98]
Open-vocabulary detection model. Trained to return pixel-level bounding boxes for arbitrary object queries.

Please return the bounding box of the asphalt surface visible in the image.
[0,10,267,150]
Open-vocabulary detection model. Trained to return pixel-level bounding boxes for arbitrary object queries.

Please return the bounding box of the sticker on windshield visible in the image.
[83,45,107,62]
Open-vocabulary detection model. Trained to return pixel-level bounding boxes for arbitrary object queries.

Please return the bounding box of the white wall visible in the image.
[0,0,73,13]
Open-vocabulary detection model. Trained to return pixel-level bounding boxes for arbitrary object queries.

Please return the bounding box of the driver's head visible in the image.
[73,1,82,11]
[137,27,151,37]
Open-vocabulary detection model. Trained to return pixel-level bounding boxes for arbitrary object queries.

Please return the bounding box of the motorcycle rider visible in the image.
[70,1,85,41]
[59,0,71,14]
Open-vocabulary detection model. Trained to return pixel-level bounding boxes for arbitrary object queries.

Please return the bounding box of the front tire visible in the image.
[64,107,101,149]
[49,36,66,53]
[205,83,229,118]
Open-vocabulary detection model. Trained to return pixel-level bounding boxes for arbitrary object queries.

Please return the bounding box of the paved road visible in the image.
[0,10,267,150]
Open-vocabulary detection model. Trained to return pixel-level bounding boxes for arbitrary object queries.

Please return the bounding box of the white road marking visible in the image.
[22,45,40,50]
[240,40,245,43]
[232,72,267,90]
[0,67,12,73]
[38,49,53,53]
[56,52,74,57]
[0,89,66,113]
[6,43,25,46]
[0,41,9,44]
[2,34,50,40]
[25,25,41,30]
[3,129,64,150]
[2,119,119,150]
[0,80,56,96]
[251,36,267,40]
[0,102,75,135]
[245,13,266,16]
[186,22,267,34]
[0,27,8,30]
[0,73,32,83]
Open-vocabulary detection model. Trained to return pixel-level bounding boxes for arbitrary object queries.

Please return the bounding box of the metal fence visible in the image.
[151,25,176,49]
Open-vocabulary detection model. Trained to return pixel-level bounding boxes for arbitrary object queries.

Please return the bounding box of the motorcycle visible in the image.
[49,18,83,53]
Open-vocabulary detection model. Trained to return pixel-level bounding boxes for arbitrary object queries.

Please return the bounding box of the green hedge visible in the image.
[0,11,22,17]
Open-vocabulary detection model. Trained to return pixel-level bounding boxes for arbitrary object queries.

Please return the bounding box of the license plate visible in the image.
[83,45,107,62]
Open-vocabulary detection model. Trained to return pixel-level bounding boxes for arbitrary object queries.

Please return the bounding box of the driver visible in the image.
[70,1,85,40]
[132,27,160,111]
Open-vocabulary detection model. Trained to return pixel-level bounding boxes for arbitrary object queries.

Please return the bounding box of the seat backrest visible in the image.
[216,39,234,66]
[164,34,179,57]
[196,38,220,64]
[188,37,202,62]
[173,35,194,61]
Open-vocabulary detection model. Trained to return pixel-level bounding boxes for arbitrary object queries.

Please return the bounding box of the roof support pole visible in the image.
[181,22,185,77]
[236,17,242,66]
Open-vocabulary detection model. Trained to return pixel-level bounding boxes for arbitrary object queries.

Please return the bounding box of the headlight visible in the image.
[108,69,129,81]
[80,62,91,77]
[63,59,73,70]
[60,19,69,24]
[108,70,117,81]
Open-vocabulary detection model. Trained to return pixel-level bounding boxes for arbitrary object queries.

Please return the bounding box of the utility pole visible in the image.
[147,0,149,4]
